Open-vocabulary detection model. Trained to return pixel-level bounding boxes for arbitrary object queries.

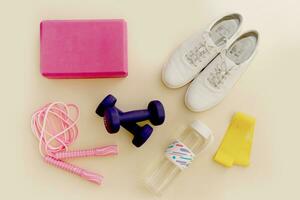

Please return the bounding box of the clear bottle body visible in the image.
[145,124,208,194]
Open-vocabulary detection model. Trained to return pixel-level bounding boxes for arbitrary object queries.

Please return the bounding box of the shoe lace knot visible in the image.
[207,51,236,89]
[185,32,226,68]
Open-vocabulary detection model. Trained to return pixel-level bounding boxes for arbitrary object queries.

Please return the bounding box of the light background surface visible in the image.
[1,0,300,199]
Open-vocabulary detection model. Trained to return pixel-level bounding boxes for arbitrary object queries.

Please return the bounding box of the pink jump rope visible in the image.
[31,102,118,185]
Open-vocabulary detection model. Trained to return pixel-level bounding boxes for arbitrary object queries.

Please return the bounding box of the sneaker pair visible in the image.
[162,13,259,112]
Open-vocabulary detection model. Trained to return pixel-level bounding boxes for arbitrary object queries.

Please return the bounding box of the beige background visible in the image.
[1,0,300,199]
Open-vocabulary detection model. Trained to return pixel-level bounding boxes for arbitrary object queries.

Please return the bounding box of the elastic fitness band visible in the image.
[214,112,256,167]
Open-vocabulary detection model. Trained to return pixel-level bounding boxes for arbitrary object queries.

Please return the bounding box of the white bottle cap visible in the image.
[190,120,212,140]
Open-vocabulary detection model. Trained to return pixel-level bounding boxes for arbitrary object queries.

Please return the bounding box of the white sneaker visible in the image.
[162,13,243,88]
[185,31,259,112]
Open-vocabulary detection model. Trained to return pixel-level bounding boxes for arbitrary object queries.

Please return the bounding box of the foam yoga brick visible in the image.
[214,112,256,167]
[40,19,127,78]
[31,102,118,185]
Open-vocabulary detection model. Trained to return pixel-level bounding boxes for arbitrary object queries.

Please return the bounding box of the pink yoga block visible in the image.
[40,19,128,78]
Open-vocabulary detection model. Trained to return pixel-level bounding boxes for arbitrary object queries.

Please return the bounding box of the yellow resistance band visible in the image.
[214,112,256,167]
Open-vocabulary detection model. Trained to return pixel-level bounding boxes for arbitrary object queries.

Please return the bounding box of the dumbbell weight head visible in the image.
[132,125,153,147]
[95,94,117,117]
[122,123,153,147]
[147,100,165,125]
[103,107,120,133]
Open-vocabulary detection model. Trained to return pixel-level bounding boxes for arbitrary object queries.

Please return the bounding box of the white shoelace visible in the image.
[207,52,236,89]
[185,32,226,68]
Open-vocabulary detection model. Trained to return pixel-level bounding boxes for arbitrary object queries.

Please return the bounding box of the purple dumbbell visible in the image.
[103,100,165,134]
[96,95,154,147]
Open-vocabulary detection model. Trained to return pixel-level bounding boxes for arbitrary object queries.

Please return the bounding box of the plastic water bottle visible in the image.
[145,120,213,195]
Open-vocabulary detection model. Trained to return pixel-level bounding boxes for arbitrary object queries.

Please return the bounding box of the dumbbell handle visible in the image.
[116,108,143,136]
[118,110,150,124]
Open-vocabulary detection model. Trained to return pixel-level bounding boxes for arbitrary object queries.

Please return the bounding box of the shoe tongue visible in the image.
[219,50,237,68]
[224,54,237,67]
